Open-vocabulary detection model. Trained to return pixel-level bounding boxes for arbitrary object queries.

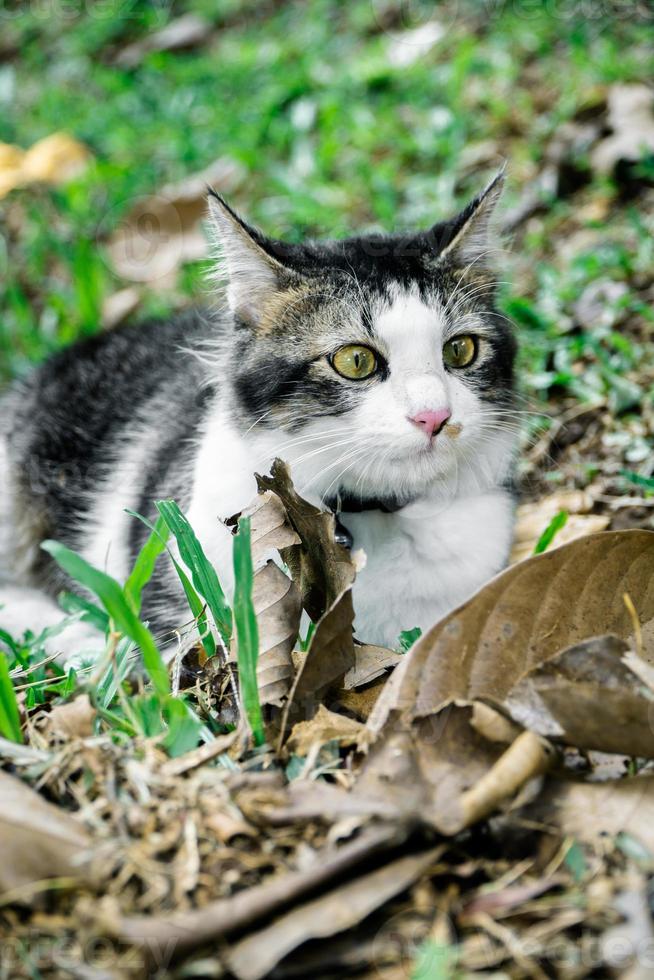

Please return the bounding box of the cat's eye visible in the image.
[331,344,378,380]
[443,335,477,369]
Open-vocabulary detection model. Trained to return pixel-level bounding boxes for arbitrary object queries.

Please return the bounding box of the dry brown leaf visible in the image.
[0,143,24,170]
[511,492,609,564]
[256,459,356,622]
[286,704,367,756]
[344,644,402,690]
[524,776,654,854]
[354,704,553,836]
[337,675,388,723]
[226,846,443,980]
[470,702,523,744]
[591,84,654,176]
[279,588,355,742]
[115,13,211,68]
[0,133,92,199]
[502,635,654,757]
[252,560,301,706]
[22,133,92,184]
[0,771,95,899]
[370,530,654,734]
[106,156,243,283]
[101,286,142,330]
[44,694,96,739]
[231,489,303,706]
[243,489,301,563]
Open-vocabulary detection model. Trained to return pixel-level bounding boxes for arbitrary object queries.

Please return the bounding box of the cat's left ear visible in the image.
[433,169,505,267]
[207,189,298,328]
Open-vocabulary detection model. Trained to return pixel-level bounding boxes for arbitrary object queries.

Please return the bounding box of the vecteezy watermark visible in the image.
[0,931,179,975]
[370,905,654,976]
[369,0,652,49]
[0,0,173,26]
[371,908,454,977]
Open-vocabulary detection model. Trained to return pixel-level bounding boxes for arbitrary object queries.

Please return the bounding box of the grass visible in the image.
[0,502,265,755]
[533,510,569,555]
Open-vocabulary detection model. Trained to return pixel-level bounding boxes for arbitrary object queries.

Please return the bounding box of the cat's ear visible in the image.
[207,190,295,327]
[434,169,505,268]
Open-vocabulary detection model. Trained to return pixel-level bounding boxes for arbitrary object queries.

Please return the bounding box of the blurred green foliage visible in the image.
[1,0,653,417]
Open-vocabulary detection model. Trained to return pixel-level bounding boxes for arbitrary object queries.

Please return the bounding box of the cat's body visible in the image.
[0,175,518,654]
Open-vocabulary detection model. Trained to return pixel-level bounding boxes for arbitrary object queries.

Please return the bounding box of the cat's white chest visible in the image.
[187,412,516,650]
[342,490,515,647]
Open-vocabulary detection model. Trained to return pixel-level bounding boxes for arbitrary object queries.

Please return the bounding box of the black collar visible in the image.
[325,490,408,515]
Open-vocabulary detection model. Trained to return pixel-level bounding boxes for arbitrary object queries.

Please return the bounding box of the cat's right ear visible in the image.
[207,190,292,328]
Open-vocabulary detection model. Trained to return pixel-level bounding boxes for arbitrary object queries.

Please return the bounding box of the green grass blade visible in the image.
[156,500,232,644]
[161,696,204,757]
[95,636,137,709]
[533,510,569,555]
[41,540,170,696]
[398,626,422,652]
[232,516,264,746]
[620,470,654,493]
[0,628,20,658]
[124,513,170,615]
[58,592,109,633]
[0,654,23,744]
[126,509,216,658]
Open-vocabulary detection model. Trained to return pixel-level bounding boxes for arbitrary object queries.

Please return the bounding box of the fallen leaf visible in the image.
[344,644,402,690]
[252,559,301,706]
[502,635,654,757]
[44,694,96,739]
[0,143,24,170]
[0,770,95,899]
[279,587,355,741]
[387,20,445,68]
[231,489,303,706]
[101,286,142,330]
[115,14,212,68]
[226,846,443,980]
[21,133,91,184]
[0,133,92,199]
[286,704,367,756]
[591,84,654,176]
[511,492,609,563]
[242,489,301,563]
[470,701,524,745]
[355,704,553,836]
[256,459,355,622]
[370,530,654,733]
[574,279,629,332]
[524,776,654,855]
[336,675,388,723]
[106,156,243,284]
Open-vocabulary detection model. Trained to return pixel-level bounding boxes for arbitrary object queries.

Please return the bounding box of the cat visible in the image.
[0,171,517,658]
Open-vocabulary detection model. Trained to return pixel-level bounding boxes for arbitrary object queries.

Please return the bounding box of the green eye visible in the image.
[331,344,378,380]
[443,335,477,369]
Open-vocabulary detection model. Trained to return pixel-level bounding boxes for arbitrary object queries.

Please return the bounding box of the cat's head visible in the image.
[208,174,517,508]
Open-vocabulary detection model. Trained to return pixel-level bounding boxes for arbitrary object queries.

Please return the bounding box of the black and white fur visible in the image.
[0,173,517,655]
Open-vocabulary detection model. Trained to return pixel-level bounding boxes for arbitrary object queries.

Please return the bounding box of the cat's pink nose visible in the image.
[409,407,451,437]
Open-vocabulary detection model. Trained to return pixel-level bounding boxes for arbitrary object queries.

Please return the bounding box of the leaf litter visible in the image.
[2,460,654,978]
